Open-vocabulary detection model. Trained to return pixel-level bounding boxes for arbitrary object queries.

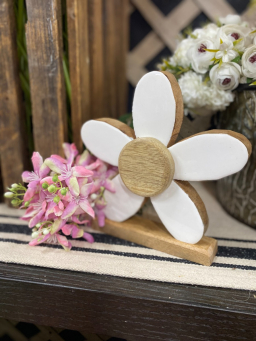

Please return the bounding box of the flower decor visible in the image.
[81,71,251,244]
[4,143,117,250]
[160,14,256,115]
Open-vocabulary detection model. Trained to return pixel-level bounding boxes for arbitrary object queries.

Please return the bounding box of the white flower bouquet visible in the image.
[160,14,256,116]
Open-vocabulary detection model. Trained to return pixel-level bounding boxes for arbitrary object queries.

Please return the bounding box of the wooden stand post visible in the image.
[93,216,218,266]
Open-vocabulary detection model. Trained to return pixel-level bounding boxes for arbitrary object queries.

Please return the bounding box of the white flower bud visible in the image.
[11,184,18,188]
[4,192,14,198]
[91,193,97,200]
[32,231,39,238]
[42,228,49,235]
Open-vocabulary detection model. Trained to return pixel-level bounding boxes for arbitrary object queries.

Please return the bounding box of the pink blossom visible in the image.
[7,141,118,251]
[22,152,49,201]
[91,160,117,194]
[21,191,47,228]
[62,224,94,243]
[94,198,107,227]
[44,143,93,196]
[61,182,95,219]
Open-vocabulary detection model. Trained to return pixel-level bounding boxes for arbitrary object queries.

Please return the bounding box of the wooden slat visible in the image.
[127,58,148,86]
[128,31,164,68]
[0,0,28,191]
[103,0,119,118]
[129,0,201,68]
[128,0,201,85]
[131,0,176,51]
[116,0,129,117]
[67,0,90,152]
[194,0,236,21]
[88,0,105,119]
[242,5,256,26]
[25,0,67,158]
[0,163,3,202]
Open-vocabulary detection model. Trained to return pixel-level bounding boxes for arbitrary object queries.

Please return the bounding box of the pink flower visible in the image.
[94,198,107,227]
[61,181,95,219]
[75,149,94,167]
[21,191,47,227]
[44,143,93,196]
[62,224,94,243]
[91,160,117,193]
[45,193,65,218]
[22,152,49,201]
[30,233,72,251]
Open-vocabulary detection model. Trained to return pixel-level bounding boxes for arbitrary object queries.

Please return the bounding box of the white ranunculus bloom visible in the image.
[219,14,242,25]
[188,38,216,74]
[169,38,194,68]
[192,24,219,40]
[215,40,238,62]
[210,62,241,90]
[217,24,251,50]
[178,71,234,112]
[241,46,256,78]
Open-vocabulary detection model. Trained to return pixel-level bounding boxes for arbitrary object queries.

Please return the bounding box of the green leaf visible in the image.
[233,38,243,46]
[247,77,253,84]
[119,113,133,128]
[190,33,197,39]
[231,56,241,64]
[205,48,219,53]
[216,19,222,27]
[250,81,256,85]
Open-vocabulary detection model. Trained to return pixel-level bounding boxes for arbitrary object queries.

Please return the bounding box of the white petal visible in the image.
[104,175,144,222]
[132,71,176,145]
[151,181,205,244]
[81,120,132,166]
[170,132,250,181]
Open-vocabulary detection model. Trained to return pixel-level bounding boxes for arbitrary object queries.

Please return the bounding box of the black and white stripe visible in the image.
[0,209,256,290]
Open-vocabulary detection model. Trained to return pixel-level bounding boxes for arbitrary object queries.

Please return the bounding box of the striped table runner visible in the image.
[0,182,255,290]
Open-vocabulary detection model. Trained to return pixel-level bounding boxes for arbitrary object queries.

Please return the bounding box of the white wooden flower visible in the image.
[81,71,251,244]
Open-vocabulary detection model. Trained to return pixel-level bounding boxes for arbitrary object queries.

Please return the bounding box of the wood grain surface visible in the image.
[103,0,129,119]
[103,0,119,119]
[0,0,28,193]
[97,117,135,138]
[67,0,91,152]
[93,216,217,266]
[25,0,67,158]
[119,137,175,197]
[161,71,184,147]
[116,0,129,117]
[0,262,254,340]
[88,0,105,119]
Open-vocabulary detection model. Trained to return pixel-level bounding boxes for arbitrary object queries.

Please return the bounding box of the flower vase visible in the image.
[217,89,256,228]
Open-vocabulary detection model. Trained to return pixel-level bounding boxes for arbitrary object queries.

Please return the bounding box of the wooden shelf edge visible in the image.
[93,216,218,266]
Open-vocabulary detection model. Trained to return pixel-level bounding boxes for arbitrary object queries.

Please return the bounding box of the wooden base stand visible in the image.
[93,216,218,266]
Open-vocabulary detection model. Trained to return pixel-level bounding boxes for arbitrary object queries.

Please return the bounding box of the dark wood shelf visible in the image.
[0,262,255,340]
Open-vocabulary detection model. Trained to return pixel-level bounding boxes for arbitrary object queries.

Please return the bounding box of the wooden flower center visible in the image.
[118,137,175,197]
